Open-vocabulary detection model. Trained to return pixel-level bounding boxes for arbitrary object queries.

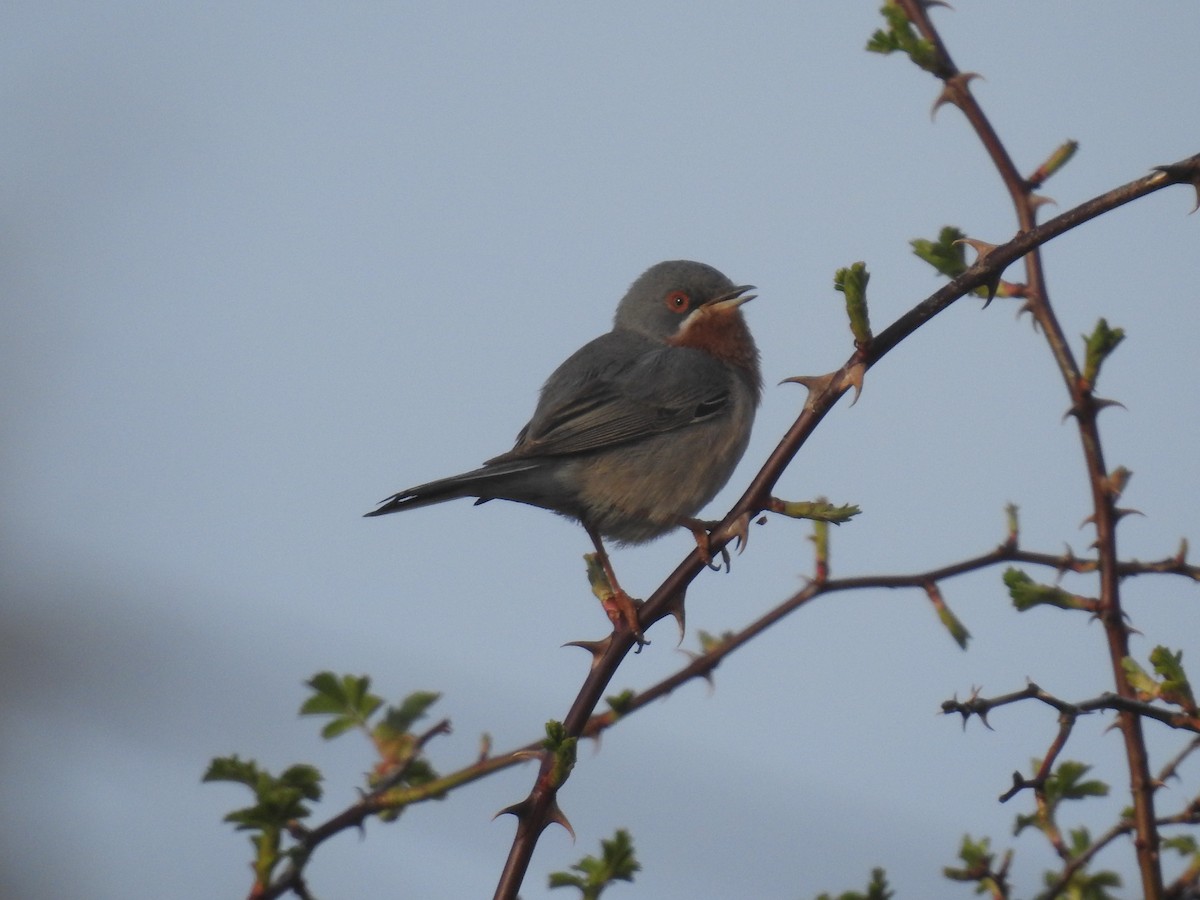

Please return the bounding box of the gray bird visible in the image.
[367,260,761,638]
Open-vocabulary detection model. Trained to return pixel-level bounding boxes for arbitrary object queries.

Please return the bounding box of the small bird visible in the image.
[366,260,761,640]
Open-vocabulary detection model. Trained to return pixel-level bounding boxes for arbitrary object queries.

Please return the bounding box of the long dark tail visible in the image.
[363,460,541,517]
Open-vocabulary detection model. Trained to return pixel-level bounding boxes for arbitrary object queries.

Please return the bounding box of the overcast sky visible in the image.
[3,4,1198,899]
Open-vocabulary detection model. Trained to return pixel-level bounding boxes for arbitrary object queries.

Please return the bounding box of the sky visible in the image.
[2,3,1198,899]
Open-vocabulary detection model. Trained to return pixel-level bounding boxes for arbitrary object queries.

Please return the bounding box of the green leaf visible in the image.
[911,226,997,299]
[382,690,441,735]
[542,720,578,790]
[203,754,264,788]
[1163,834,1198,855]
[866,2,938,72]
[911,226,969,279]
[204,756,322,832]
[1029,140,1079,185]
[815,867,893,900]
[1150,646,1196,711]
[773,499,861,524]
[549,829,640,899]
[1002,568,1090,612]
[696,630,734,654]
[1041,857,1121,898]
[1081,318,1126,388]
[936,603,971,650]
[1045,760,1109,803]
[1122,656,1161,701]
[834,262,872,345]
[300,672,384,739]
[605,689,635,717]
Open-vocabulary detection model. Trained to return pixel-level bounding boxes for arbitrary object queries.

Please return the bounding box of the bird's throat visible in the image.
[667,311,759,378]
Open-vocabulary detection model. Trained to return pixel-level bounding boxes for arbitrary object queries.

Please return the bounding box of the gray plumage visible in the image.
[366,260,761,545]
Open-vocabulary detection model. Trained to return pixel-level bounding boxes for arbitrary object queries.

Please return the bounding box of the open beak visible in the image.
[703,284,757,312]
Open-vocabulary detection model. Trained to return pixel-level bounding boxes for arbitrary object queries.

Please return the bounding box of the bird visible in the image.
[366,260,762,641]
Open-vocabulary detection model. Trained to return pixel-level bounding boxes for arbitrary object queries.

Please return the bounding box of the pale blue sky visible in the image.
[2,4,1198,898]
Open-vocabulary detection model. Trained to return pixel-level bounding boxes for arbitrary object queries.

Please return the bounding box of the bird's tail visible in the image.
[363,459,542,517]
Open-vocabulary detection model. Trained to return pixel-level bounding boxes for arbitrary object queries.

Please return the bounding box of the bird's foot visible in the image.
[680,514,750,572]
[603,589,647,647]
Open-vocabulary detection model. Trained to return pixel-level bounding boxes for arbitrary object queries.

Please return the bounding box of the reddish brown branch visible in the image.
[893,3,1185,894]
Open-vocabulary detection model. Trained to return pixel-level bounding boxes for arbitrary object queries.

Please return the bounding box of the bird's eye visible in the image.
[664,290,691,313]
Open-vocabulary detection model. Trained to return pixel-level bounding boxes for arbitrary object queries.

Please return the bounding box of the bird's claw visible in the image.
[603,589,648,647]
[722,512,752,555]
[682,514,750,572]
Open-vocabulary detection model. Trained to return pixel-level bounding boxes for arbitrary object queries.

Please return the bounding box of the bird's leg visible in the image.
[584,524,646,645]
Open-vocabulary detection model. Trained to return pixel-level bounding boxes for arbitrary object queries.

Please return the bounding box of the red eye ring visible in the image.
[664,290,691,313]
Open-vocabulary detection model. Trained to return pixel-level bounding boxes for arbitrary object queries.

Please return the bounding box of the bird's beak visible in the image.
[704,284,757,312]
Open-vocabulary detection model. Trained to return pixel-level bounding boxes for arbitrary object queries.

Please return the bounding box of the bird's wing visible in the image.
[488,335,731,462]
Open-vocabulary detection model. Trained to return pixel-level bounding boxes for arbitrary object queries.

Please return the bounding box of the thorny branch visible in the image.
[892,1,1186,894]
[255,531,1197,898]
[491,145,1200,897]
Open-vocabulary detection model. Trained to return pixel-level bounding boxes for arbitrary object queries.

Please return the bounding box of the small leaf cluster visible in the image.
[549,829,640,899]
[542,719,578,790]
[205,672,444,893]
[1123,646,1197,714]
[947,762,1117,897]
[911,226,995,298]
[814,867,893,900]
[300,671,441,796]
[773,498,862,525]
[1081,318,1125,389]
[943,835,1010,896]
[202,756,322,891]
[1041,828,1122,900]
[866,2,938,73]
[834,262,872,346]
[1014,760,1109,839]
[1003,567,1094,613]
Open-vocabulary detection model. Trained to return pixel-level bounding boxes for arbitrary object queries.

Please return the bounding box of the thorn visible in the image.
[953,237,1003,307]
[666,588,687,644]
[495,798,533,822]
[780,372,838,409]
[1113,507,1145,521]
[563,636,614,669]
[841,361,867,405]
[1056,544,1078,579]
[931,86,954,119]
[931,71,981,120]
[1152,158,1200,213]
[547,801,575,840]
[922,0,953,8]
[1027,193,1057,212]
[981,273,1002,306]
[955,236,999,260]
[1093,397,1128,414]
[679,648,717,691]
